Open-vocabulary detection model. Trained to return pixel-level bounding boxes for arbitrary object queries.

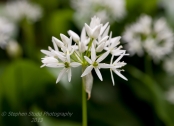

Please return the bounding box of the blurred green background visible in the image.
[0,0,174,126]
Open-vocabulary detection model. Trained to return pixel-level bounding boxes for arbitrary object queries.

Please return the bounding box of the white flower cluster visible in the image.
[5,0,42,23]
[41,16,128,98]
[71,0,126,28]
[0,17,16,48]
[123,14,174,62]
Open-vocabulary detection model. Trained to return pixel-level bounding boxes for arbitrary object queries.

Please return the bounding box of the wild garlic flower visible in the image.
[163,54,174,75]
[41,16,128,98]
[5,1,42,23]
[0,17,16,49]
[123,14,174,62]
[71,0,126,28]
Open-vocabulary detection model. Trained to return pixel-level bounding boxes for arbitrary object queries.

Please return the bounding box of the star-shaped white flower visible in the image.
[81,44,111,81]
[105,32,125,56]
[110,52,127,85]
[55,54,81,83]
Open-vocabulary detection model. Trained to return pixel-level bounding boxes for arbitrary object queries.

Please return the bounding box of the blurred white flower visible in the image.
[6,40,22,58]
[0,17,16,48]
[166,86,174,104]
[163,54,174,75]
[5,1,42,23]
[123,14,174,62]
[71,0,126,28]
[41,16,128,98]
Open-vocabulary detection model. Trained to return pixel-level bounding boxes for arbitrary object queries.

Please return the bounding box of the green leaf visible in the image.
[0,59,54,109]
[127,65,174,126]
[32,106,81,126]
[126,0,157,15]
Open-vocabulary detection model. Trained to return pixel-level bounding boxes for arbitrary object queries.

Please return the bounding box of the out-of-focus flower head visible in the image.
[6,40,22,58]
[71,0,126,28]
[0,17,16,49]
[5,0,42,23]
[123,14,174,62]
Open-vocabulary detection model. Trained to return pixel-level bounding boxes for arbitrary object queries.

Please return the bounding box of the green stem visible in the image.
[86,38,94,57]
[82,67,87,126]
[21,19,36,59]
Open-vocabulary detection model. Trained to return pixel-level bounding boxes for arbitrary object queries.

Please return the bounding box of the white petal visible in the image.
[46,64,63,68]
[56,68,67,83]
[99,36,109,44]
[48,46,53,51]
[113,62,127,68]
[91,44,96,62]
[57,63,65,67]
[85,23,92,37]
[81,65,93,77]
[68,36,72,51]
[92,25,101,39]
[113,70,128,81]
[79,41,86,53]
[110,69,115,86]
[68,68,71,82]
[52,40,59,51]
[113,51,126,64]
[41,50,53,56]
[70,62,81,67]
[42,57,58,64]
[60,34,69,44]
[53,50,66,62]
[112,49,125,56]
[69,45,75,55]
[52,36,64,48]
[108,32,112,45]
[68,30,80,43]
[100,22,109,35]
[96,51,110,63]
[96,42,105,52]
[98,63,112,68]
[84,38,90,45]
[110,36,121,49]
[94,68,103,81]
[66,54,70,63]
[81,27,86,42]
[102,26,110,38]
[84,56,92,64]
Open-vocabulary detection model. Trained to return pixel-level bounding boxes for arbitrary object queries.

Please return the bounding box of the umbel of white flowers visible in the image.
[41,16,128,99]
[123,14,174,62]
[5,0,42,23]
